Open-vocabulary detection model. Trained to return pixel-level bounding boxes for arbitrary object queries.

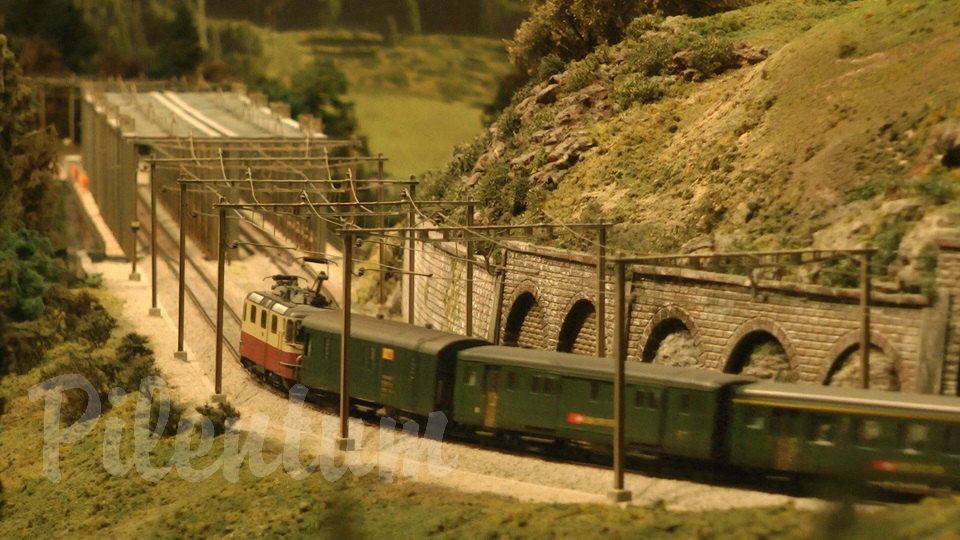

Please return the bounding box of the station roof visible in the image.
[83,88,324,140]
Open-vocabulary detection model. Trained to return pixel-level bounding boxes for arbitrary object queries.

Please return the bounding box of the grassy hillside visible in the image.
[425,0,960,288]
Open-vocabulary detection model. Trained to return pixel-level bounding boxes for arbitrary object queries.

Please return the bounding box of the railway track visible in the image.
[135,193,243,362]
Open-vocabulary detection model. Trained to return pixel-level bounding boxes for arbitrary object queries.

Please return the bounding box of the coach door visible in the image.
[483,367,500,428]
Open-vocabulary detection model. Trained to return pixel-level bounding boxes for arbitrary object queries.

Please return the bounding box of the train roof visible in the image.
[301,310,490,356]
[734,381,960,421]
[459,346,755,391]
[246,291,327,318]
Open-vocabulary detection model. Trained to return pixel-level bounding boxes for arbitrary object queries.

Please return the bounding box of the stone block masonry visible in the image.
[409,237,960,395]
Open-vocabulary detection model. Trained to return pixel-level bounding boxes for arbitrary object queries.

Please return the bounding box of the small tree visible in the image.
[402,0,422,34]
[318,0,342,28]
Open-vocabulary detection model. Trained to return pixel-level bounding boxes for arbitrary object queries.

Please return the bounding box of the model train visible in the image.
[238,280,960,491]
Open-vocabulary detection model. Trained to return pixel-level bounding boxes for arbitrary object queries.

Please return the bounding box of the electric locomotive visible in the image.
[239,272,332,389]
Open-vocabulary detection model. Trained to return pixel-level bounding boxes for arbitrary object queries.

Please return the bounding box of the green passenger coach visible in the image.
[728,382,960,486]
[454,346,753,461]
[299,311,489,418]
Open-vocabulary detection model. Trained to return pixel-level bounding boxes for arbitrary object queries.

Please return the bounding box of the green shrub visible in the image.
[817,257,859,288]
[626,35,677,76]
[612,73,666,107]
[915,173,955,205]
[196,401,242,436]
[872,219,906,277]
[564,52,603,94]
[684,37,737,76]
[535,53,566,83]
[917,244,939,301]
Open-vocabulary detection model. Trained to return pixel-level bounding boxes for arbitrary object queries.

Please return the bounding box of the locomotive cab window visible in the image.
[294,321,304,344]
[250,305,257,323]
[271,315,278,334]
[243,303,247,320]
[285,320,294,343]
[260,310,267,329]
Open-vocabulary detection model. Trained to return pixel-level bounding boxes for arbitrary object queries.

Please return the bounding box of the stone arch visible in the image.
[637,305,703,366]
[722,318,798,380]
[820,330,903,390]
[557,298,597,354]
[502,285,546,348]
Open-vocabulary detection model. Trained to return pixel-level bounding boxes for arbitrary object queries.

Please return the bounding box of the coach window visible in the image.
[745,408,766,430]
[679,394,691,414]
[808,415,836,445]
[465,368,477,387]
[506,372,518,391]
[648,392,658,410]
[898,423,929,453]
[943,428,960,455]
[531,377,542,394]
[543,378,555,395]
[591,382,601,402]
[855,418,882,447]
[260,310,267,329]
[250,305,257,323]
[771,408,798,437]
[634,390,644,408]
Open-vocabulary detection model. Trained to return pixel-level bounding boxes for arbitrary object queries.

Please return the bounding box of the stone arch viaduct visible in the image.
[409,239,960,395]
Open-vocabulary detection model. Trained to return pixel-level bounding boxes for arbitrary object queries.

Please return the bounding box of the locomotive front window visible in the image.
[271,315,278,334]
[260,310,267,329]
[250,305,257,323]
[294,321,304,343]
[243,303,247,320]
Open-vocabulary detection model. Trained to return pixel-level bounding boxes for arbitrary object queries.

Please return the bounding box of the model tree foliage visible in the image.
[508,0,744,74]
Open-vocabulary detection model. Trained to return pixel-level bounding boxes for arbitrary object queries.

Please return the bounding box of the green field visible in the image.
[253,28,510,180]
[353,91,484,180]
